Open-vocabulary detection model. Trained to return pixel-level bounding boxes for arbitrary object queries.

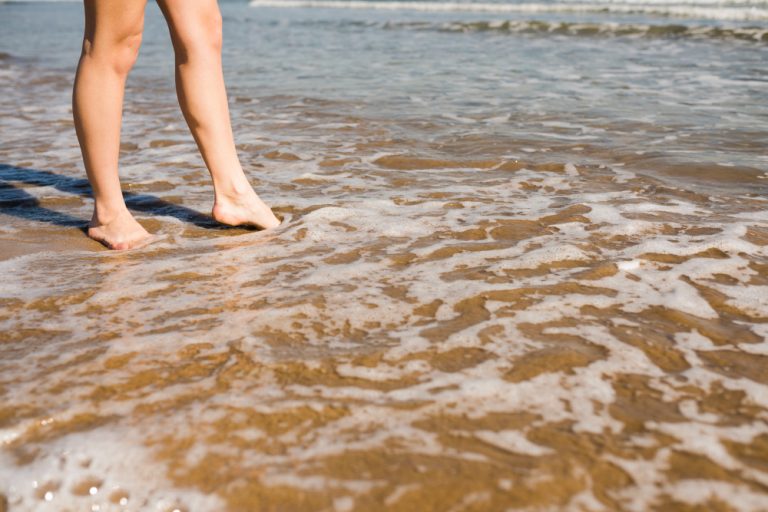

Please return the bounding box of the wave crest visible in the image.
[385,18,768,41]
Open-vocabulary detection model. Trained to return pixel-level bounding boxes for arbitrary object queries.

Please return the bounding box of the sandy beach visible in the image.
[1,0,768,510]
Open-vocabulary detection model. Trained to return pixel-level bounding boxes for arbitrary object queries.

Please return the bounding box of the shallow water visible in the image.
[1,1,768,511]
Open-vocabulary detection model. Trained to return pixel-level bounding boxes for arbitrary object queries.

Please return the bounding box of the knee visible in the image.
[205,10,224,54]
[172,10,223,62]
[112,32,143,75]
[82,29,143,76]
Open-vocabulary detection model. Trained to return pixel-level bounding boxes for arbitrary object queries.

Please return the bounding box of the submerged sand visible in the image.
[2,146,768,510]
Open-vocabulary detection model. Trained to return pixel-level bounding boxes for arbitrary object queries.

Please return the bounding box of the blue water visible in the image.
[2,2,768,511]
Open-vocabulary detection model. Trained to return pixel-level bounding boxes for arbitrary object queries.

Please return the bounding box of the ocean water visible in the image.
[1,0,768,510]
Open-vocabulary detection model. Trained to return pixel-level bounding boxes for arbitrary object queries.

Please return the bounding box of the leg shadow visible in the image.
[0,164,232,230]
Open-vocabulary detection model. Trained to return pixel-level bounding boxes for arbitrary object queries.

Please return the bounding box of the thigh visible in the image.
[82,0,148,48]
[156,0,222,50]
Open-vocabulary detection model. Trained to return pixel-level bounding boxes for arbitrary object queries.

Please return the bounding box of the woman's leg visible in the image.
[73,0,151,250]
[157,0,281,230]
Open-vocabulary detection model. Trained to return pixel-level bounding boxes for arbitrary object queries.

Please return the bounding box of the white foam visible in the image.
[475,430,554,456]
[0,427,224,512]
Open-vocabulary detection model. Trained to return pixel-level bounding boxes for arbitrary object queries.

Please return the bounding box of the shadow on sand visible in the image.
[0,163,233,231]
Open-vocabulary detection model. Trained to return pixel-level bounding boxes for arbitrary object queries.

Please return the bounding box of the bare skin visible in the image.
[73,0,280,251]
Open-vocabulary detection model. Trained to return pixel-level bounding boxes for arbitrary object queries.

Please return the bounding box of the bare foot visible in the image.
[212,188,281,230]
[87,208,151,250]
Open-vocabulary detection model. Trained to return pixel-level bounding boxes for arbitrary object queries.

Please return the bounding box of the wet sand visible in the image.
[3,145,768,510]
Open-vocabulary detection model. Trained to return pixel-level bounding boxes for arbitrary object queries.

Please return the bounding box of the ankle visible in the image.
[91,203,129,226]
[214,176,254,203]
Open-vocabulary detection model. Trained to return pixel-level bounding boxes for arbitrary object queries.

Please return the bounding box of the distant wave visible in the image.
[379,18,768,40]
[549,0,768,5]
[249,0,768,21]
